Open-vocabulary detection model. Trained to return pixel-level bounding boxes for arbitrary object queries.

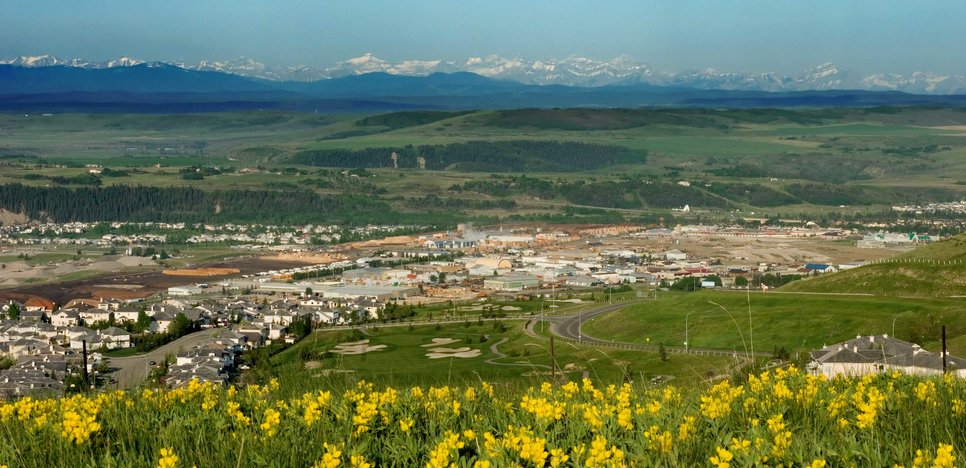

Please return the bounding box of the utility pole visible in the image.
[942,325,948,374]
[81,339,90,389]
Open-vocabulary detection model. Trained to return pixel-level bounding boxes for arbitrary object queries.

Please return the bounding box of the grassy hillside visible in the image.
[781,234,966,297]
[581,290,966,355]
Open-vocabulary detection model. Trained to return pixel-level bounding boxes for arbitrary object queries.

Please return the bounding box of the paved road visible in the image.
[547,302,629,344]
[546,301,771,358]
[106,328,222,389]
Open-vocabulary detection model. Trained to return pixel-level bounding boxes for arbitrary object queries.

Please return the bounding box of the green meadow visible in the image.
[581,290,966,356]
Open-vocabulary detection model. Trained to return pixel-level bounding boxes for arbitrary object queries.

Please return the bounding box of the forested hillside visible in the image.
[0,184,395,225]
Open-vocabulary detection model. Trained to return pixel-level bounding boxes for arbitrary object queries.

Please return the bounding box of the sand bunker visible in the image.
[329,339,387,355]
[425,346,481,359]
[501,306,521,311]
[421,338,461,348]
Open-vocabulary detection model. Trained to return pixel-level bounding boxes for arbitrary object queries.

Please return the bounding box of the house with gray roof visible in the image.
[810,334,966,378]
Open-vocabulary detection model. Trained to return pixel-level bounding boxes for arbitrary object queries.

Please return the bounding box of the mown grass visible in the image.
[582,290,966,355]
[268,321,732,397]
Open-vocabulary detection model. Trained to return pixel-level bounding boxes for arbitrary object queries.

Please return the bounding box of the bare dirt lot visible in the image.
[0,256,311,305]
[581,235,902,265]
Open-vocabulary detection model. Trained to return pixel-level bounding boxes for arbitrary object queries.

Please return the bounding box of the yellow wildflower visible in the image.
[157,447,178,468]
[399,418,414,433]
[260,408,281,438]
[710,446,733,468]
[678,416,696,441]
[349,455,371,468]
[313,443,342,468]
[549,448,569,467]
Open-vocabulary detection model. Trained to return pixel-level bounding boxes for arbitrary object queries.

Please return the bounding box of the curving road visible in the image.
[545,301,770,358]
[106,328,222,389]
[547,302,630,345]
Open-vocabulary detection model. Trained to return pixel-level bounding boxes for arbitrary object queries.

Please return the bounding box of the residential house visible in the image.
[150,311,178,334]
[810,335,966,378]
[23,297,54,313]
[78,308,113,325]
[100,327,132,349]
[8,338,53,358]
[51,310,81,327]
[113,306,141,323]
[20,309,47,322]
[69,334,102,351]
[236,324,268,348]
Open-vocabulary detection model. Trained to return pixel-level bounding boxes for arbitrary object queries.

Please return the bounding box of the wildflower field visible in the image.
[1,366,964,467]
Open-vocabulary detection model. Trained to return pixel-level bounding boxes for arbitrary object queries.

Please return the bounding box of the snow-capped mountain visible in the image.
[0,55,144,69]
[454,54,665,86]
[4,53,966,94]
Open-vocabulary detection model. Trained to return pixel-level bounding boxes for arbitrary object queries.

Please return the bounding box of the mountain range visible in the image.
[3,54,966,95]
[3,56,966,114]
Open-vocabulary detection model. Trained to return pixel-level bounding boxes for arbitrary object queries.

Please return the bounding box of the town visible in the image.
[0,220,949,397]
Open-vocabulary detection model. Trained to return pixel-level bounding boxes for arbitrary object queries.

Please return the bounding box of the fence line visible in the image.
[552,336,771,358]
[865,258,962,265]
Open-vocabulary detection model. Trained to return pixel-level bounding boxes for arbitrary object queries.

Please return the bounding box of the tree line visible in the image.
[0,184,394,225]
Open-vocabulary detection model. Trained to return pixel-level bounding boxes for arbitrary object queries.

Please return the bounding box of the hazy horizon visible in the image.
[3,0,966,76]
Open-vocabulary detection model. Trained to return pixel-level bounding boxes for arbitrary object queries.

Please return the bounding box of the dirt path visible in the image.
[483,337,551,371]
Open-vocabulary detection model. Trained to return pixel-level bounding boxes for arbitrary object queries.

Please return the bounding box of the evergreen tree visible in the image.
[6,303,20,320]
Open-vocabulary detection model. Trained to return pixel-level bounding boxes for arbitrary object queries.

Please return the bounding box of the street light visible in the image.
[892,314,908,338]
[685,310,695,353]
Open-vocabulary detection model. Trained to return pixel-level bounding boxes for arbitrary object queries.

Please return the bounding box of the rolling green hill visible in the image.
[1,108,964,225]
[581,290,966,355]
[781,234,966,297]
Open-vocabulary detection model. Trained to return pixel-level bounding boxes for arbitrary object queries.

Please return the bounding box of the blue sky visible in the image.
[2,0,965,75]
